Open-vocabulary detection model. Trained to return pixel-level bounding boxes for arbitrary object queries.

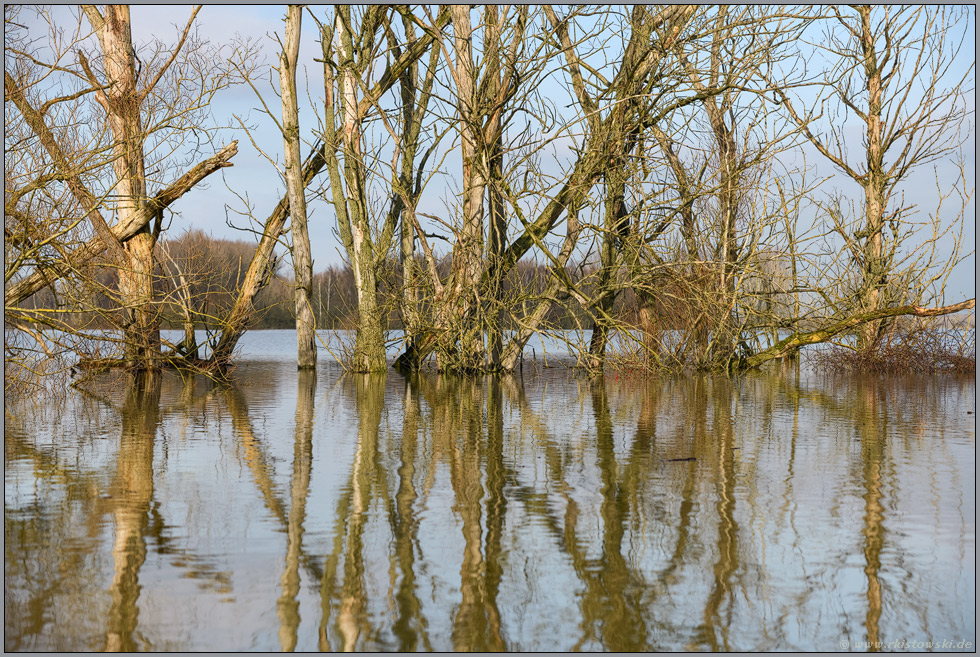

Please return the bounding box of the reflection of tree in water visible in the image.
[4,425,112,651]
[105,372,254,651]
[318,374,386,651]
[575,378,648,650]
[4,372,242,651]
[693,378,740,652]
[853,378,885,650]
[390,374,429,650]
[315,373,509,651]
[276,369,316,651]
[7,365,969,650]
[443,375,506,651]
[105,371,161,652]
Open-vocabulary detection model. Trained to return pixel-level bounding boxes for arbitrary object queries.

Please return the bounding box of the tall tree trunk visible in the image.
[321,6,389,372]
[856,5,888,350]
[585,6,659,371]
[280,5,317,369]
[587,171,631,371]
[448,5,488,371]
[84,5,159,370]
[483,7,511,370]
[210,148,324,367]
[486,128,507,369]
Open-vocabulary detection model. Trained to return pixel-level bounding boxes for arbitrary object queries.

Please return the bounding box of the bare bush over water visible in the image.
[814,323,976,374]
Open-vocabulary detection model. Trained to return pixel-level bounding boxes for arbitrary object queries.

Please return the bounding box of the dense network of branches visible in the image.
[4,4,974,391]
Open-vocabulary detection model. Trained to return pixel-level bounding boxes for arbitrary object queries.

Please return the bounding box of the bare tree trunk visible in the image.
[393,6,525,373]
[84,5,158,370]
[280,5,316,369]
[585,6,669,371]
[389,13,441,358]
[855,5,888,349]
[483,7,515,370]
[447,5,488,371]
[674,7,743,364]
[486,127,507,368]
[319,7,388,372]
[210,145,327,367]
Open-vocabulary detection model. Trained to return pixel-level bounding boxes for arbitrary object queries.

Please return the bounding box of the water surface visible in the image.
[4,332,975,651]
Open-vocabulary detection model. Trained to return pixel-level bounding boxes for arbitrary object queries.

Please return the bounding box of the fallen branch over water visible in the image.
[741,298,976,370]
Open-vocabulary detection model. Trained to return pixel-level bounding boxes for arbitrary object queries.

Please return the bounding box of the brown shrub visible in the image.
[814,324,975,375]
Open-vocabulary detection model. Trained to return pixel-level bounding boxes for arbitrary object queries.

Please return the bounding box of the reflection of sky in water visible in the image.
[3,341,975,651]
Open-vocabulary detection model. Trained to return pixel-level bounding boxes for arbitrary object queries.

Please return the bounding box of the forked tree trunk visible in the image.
[211,8,448,371]
[84,5,159,370]
[322,6,388,372]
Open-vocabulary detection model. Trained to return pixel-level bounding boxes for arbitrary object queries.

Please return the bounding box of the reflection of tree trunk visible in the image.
[224,387,288,524]
[582,378,646,649]
[450,379,493,649]
[483,377,507,646]
[277,369,316,651]
[857,381,884,649]
[104,372,161,651]
[337,374,386,650]
[317,374,389,651]
[391,375,429,650]
[696,380,739,652]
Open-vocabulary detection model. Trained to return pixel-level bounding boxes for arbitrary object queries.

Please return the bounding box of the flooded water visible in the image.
[4,332,976,651]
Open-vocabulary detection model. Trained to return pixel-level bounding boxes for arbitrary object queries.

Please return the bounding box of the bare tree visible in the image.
[775,5,974,349]
[624,5,814,370]
[538,5,703,371]
[384,8,443,359]
[394,5,711,373]
[436,4,528,371]
[318,6,390,372]
[4,5,245,378]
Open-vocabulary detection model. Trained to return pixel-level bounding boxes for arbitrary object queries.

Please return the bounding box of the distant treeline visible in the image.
[20,229,645,331]
[152,230,680,333]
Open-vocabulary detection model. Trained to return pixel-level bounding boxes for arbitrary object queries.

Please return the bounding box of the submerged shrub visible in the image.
[815,325,975,375]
